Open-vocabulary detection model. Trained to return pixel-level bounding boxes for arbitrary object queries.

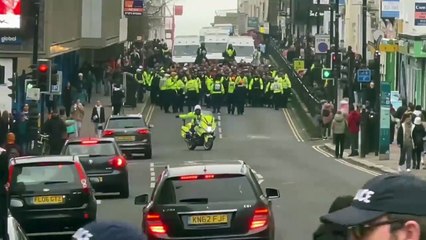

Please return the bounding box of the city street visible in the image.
[79,95,378,239]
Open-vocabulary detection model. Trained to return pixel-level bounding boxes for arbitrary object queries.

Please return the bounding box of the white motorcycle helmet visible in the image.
[194,105,202,115]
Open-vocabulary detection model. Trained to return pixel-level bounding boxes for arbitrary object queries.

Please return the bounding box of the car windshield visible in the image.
[205,42,227,53]
[107,117,146,129]
[157,175,257,204]
[64,142,116,156]
[10,163,79,192]
[233,46,254,57]
[173,45,198,56]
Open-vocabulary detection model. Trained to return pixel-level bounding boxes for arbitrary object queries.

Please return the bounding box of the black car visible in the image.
[8,156,97,235]
[134,160,280,240]
[102,114,153,159]
[61,138,130,198]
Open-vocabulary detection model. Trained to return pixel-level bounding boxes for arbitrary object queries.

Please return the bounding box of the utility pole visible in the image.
[329,4,334,46]
[316,0,320,34]
[362,0,367,64]
[30,0,41,143]
[334,0,340,105]
[32,0,40,65]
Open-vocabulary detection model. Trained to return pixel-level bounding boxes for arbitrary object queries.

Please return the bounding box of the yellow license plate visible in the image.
[33,196,64,205]
[115,136,135,142]
[188,214,228,225]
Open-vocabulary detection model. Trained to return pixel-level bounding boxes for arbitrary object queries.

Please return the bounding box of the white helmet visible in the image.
[194,105,202,111]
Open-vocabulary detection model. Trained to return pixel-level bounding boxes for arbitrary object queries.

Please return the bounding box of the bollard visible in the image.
[360,107,369,158]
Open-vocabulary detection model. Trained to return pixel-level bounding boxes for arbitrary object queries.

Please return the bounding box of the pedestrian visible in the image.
[397,112,415,172]
[313,195,353,240]
[91,100,105,137]
[71,99,85,137]
[321,101,334,140]
[331,110,347,159]
[347,105,361,156]
[0,110,9,147]
[412,117,425,170]
[320,174,426,240]
[86,70,96,103]
[63,82,72,117]
[43,110,67,155]
[111,84,124,115]
[76,73,86,103]
[17,104,29,154]
[4,132,21,159]
[0,147,8,240]
[72,221,146,240]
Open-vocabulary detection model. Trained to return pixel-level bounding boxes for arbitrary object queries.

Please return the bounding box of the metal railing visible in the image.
[269,40,322,118]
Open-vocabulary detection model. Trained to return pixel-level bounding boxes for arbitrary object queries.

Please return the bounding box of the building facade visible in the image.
[0,0,128,111]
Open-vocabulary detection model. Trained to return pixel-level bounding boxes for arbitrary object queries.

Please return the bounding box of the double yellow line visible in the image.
[282,108,304,142]
[145,105,155,123]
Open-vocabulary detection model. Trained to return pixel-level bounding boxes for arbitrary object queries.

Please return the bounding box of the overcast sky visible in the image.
[173,0,237,36]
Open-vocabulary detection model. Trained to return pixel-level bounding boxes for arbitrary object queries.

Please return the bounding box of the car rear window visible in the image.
[107,118,145,129]
[10,162,79,192]
[64,142,116,156]
[157,175,257,204]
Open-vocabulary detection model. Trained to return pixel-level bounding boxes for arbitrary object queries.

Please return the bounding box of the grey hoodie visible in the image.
[332,112,347,134]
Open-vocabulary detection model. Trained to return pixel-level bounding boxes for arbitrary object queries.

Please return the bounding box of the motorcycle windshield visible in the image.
[200,115,215,129]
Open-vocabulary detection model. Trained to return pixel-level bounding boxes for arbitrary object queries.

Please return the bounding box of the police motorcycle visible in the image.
[176,107,217,151]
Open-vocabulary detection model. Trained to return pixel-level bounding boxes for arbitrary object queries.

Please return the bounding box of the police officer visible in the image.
[111,84,125,115]
[134,68,145,103]
[185,75,200,112]
[234,79,247,115]
[271,77,283,110]
[227,76,237,114]
[280,73,292,108]
[249,74,264,107]
[210,75,225,113]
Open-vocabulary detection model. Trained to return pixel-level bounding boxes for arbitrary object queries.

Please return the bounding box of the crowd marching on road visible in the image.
[3,36,426,240]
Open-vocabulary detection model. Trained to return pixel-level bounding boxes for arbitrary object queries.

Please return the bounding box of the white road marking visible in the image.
[150,162,156,188]
[145,105,155,123]
[282,108,304,142]
[247,135,271,140]
[217,113,223,139]
[312,145,334,158]
[312,145,381,176]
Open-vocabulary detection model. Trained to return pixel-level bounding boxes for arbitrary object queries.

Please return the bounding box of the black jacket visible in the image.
[91,106,105,123]
[43,116,67,142]
[0,148,8,195]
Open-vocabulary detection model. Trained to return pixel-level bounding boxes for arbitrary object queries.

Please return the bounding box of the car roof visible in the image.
[109,114,143,119]
[163,160,249,178]
[11,155,76,165]
[66,137,115,143]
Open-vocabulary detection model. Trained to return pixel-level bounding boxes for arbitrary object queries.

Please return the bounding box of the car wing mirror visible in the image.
[265,188,280,199]
[148,124,154,128]
[134,194,149,205]
[97,124,104,130]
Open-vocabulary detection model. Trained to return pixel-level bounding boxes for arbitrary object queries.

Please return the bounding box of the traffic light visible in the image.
[7,75,16,101]
[322,68,334,80]
[340,58,351,84]
[36,59,51,92]
[331,52,342,69]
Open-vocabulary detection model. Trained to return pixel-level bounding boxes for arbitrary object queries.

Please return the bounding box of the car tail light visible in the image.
[75,162,90,194]
[146,213,167,235]
[180,175,215,180]
[137,128,150,135]
[109,156,127,169]
[81,140,99,145]
[102,130,115,136]
[250,208,269,230]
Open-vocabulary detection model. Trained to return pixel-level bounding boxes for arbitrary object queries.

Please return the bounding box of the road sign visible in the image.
[315,34,330,54]
[26,87,40,101]
[357,69,371,83]
[293,59,305,72]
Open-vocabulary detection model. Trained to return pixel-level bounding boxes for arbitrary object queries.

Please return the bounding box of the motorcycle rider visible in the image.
[176,104,203,138]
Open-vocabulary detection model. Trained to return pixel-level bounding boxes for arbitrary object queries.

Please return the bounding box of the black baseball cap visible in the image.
[72,221,146,240]
[320,174,426,226]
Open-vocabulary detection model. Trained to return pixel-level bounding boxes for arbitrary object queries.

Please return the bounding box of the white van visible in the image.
[199,27,229,43]
[213,23,235,35]
[204,34,229,61]
[227,36,255,63]
[172,35,200,64]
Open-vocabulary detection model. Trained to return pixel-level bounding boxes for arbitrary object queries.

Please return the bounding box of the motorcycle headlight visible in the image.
[207,126,213,132]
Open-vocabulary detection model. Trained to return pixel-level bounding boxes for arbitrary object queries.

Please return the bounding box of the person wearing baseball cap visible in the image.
[320,174,426,239]
[72,221,146,240]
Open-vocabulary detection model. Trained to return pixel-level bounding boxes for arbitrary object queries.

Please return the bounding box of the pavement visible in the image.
[63,93,380,240]
[322,141,426,179]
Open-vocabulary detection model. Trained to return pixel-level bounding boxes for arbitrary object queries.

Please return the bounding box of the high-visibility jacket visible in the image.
[282,74,291,89]
[265,82,271,93]
[227,48,236,57]
[206,76,214,92]
[162,77,175,91]
[228,80,236,94]
[271,70,277,78]
[143,71,152,86]
[175,79,185,91]
[270,81,283,94]
[186,79,200,93]
[210,80,225,94]
[249,78,264,91]
[134,73,144,84]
